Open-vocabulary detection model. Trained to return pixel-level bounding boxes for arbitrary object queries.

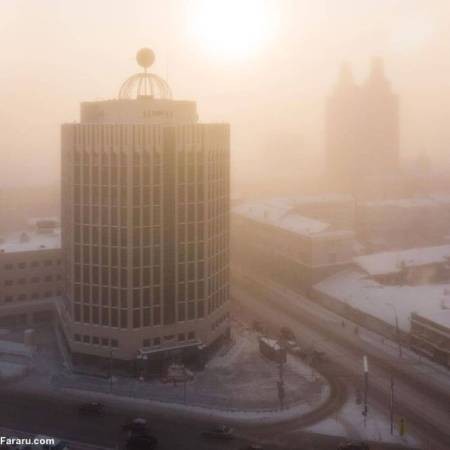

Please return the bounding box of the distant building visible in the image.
[313,247,450,368]
[357,196,450,251]
[410,311,450,367]
[60,49,230,363]
[325,59,399,195]
[231,197,354,293]
[0,219,62,327]
[354,245,450,285]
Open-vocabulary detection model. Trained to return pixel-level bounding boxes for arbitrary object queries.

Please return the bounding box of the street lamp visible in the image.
[109,349,114,393]
[385,302,402,358]
[363,355,369,426]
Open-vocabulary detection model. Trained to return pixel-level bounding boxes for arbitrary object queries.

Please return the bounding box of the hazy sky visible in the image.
[1,0,450,187]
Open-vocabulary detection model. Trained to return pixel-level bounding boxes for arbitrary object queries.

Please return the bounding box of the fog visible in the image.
[1,0,450,190]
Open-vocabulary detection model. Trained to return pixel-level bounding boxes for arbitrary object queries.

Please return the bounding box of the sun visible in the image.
[188,0,279,61]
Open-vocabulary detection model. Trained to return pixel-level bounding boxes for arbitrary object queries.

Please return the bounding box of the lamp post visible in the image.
[109,349,114,393]
[385,302,402,358]
[363,355,369,426]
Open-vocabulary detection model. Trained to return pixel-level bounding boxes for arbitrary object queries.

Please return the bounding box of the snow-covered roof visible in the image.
[0,229,61,254]
[232,201,332,237]
[364,195,450,209]
[314,270,450,332]
[354,245,450,276]
[292,193,354,205]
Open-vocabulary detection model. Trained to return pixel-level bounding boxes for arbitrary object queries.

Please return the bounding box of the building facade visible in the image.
[60,50,230,361]
[0,219,63,327]
[231,198,354,294]
[326,59,399,195]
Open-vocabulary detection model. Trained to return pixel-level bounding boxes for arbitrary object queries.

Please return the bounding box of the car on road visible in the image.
[123,418,149,434]
[201,425,234,440]
[125,434,158,450]
[280,326,296,341]
[337,441,370,450]
[77,401,105,416]
[252,320,264,333]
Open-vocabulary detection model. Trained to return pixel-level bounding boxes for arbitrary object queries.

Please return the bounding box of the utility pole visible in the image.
[386,302,402,358]
[390,375,395,435]
[363,355,369,426]
[109,349,113,393]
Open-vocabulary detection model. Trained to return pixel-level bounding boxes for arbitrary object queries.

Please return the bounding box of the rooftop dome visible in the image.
[119,48,172,100]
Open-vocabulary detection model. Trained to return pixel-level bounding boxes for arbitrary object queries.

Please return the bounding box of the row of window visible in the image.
[2,290,62,303]
[74,333,119,348]
[73,330,197,350]
[3,259,61,270]
[4,274,62,286]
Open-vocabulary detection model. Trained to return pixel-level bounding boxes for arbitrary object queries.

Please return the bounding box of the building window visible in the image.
[5,296,13,303]
[188,331,195,340]
[153,337,161,346]
[177,333,185,342]
[74,334,81,342]
[101,337,109,346]
[4,264,13,270]
[18,262,26,269]
[143,338,150,348]
[111,339,119,348]
[92,336,100,345]
[83,335,90,343]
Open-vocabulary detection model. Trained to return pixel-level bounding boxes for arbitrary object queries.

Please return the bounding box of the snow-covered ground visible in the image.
[306,391,419,448]
[50,324,327,412]
[315,269,450,332]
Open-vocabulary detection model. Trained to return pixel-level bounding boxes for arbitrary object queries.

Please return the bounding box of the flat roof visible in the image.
[354,245,450,276]
[0,229,61,254]
[314,270,450,332]
[363,194,450,209]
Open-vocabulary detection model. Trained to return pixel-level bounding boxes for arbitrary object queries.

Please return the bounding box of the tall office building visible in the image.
[60,49,230,363]
[325,58,399,194]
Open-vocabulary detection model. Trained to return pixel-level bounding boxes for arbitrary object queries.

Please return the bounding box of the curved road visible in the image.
[232,269,450,450]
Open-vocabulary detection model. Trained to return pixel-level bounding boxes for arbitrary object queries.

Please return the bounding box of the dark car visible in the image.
[201,425,234,440]
[252,320,264,333]
[280,326,296,341]
[78,401,105,416]
[125,435,158,450]
[337,441,370,450]
[123,418,149,434]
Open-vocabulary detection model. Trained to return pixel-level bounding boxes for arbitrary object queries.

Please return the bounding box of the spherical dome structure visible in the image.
[136,48,155,69]
[119,48,172,100]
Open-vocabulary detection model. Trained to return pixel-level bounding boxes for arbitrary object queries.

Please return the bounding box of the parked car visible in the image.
[125,434,158,450]
[252,320,264,333]
[280,326,296,341]
[201,425,234,440]
[122,418,149,434]
[337,441,370,450]
[78,401,104,416]
[289,344,308,358]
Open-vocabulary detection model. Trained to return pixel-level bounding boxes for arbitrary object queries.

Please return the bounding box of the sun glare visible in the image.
[189,0,279,61]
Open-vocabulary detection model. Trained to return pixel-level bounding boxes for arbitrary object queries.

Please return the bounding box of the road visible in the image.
[0,387,258,450]
[231,269,450,450]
